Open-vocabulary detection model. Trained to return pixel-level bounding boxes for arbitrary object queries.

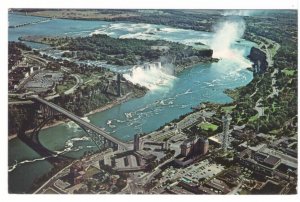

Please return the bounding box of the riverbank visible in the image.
[25,91,142,193]
[11,10,139,21]
[8,91,143,141]
[175,58,219,74]
[10,10,218,33]
[18,35,219,75]
[84,92,135,116]
[8,120,66,141]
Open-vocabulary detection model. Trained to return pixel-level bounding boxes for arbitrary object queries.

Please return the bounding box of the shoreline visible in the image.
[8,120,67,141]
[8,92,139,141]
[84,92,134,116]
[18,35,216,74]
[7,57,228,142]
[175,58,219,74]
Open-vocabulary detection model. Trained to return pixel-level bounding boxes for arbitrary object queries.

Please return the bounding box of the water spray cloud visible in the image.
[123,62,176,91]
[222,10,270,17]
[210,17,252,70]
[223,10,254,16]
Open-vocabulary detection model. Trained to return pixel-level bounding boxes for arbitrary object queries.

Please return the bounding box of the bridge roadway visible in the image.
[31,96,131,150]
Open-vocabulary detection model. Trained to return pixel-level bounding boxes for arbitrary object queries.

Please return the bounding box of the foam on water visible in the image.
[66,117,90,132]
[8,156,51,173]
[9,135,94,173]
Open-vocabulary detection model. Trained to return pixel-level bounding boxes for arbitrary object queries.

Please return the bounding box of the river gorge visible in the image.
[8,13,256,193]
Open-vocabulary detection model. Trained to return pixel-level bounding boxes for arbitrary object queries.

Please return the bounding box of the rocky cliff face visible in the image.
[249,47,268,75]
[174,48,215,74]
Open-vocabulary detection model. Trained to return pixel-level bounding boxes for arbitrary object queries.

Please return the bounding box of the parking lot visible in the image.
[160,159,224,186]
[25,71,64,93]
[183,159,224,182]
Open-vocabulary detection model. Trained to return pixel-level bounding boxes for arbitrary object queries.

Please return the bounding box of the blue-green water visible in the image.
[8,13,255,193]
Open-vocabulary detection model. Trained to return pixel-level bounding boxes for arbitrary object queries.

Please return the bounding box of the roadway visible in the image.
[8,100,34,105]
[24,53,49,66]
[267,68,279,99]
[44,73,83,100]
[31,96,131,150]
[64,74,83,95]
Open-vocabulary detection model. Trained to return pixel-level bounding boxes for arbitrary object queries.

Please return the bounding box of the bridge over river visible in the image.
[18,95,132,164]
[32,95,131,149]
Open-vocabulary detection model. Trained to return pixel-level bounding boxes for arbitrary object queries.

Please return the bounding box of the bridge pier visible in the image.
[81,128,122,151]
[37,103,62,124]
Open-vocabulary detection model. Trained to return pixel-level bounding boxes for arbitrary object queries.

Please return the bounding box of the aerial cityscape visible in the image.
[8,9,297,194]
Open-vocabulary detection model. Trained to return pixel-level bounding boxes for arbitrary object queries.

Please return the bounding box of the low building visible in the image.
[252,179,293,194]
[165,184,194,195]
[236,148,288,179]
[54,179,71,191]
[178,180,203,194]
[204,178,231,194]
[262,155,281,168]
[231,129,255,140]
[252,151,282,168]
[74,175,83,185]
[208,134,222,146]
[69,161,85,185]
[135,150,157,162]
[238,141,267,152]
[236,149,273,176]
[164,140,170,150]
[197,185,216,194]
[217,168,241,186]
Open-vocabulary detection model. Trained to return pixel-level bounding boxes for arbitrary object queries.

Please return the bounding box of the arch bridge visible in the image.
[19,96,131,164]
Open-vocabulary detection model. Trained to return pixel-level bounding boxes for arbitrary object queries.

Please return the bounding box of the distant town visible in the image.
[8,9,297,195]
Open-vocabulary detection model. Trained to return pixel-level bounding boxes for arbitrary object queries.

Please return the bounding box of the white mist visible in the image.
[124,62,176,91]
[210,18,252,70]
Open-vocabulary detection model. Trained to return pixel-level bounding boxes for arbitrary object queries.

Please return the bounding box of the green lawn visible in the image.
[85,166,100,178]
[239,189,251,195]
[198,122,218,131]
[225,90,239,100]
[221,105,236,113]
[248,114,259,122]
[269,129,281,136]
[271,102,280,112]
[282,68,295,76]
[236,116,245,125]
[56,78,76,94]
[154,132,175,142]
[81,74,91,83]
[80,72,105,86]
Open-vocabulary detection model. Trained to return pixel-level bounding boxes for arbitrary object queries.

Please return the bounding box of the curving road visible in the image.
[64,74,83,95]
[45,74,83,100]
